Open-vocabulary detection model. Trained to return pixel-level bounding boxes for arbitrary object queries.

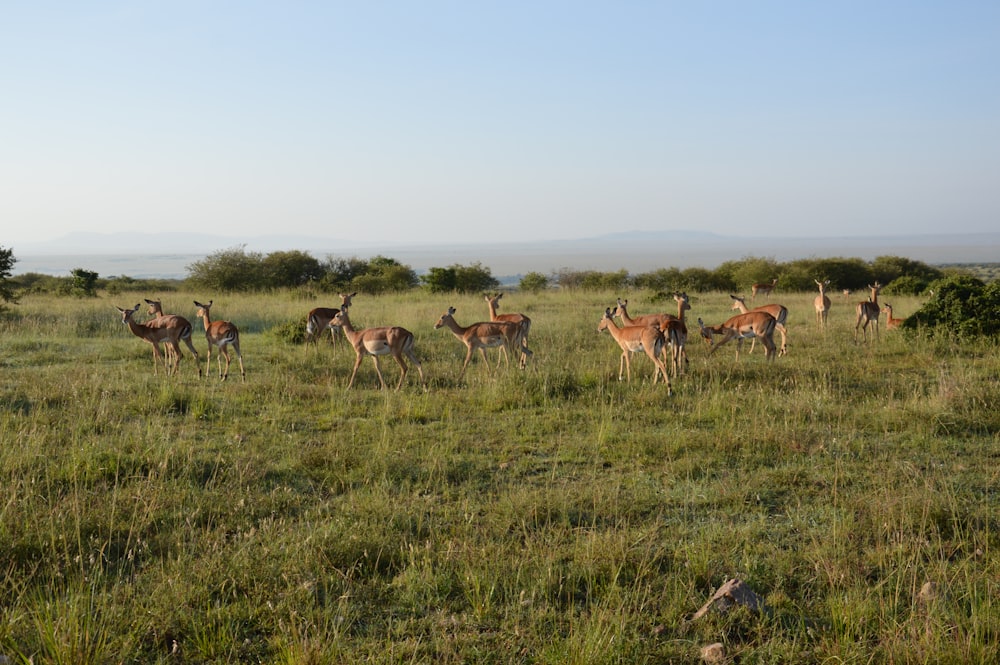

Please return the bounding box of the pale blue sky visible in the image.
[2,1,998,247]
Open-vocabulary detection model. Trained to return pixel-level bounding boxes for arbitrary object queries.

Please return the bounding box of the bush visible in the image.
[421,263,498,294]
[903,275,1000,337]
[519,272,550,293]
[0,245,17,308]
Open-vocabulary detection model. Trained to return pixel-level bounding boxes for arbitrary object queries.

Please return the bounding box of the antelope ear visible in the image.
[448,307,456,315]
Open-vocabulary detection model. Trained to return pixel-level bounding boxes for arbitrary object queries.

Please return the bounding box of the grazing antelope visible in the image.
[484,292,531,368]
[194,300,245,381]
[882,303,904,330]
[698,311,778,361]
[330,306,426,391]
[729,294,788,355]
[814,280,832,328]
[116,304,186,376]
[144,298,202,376]
[305,292,356,345]
[597,308,673,393]
[434,307,531,380]
[854,282,882,343]
[751,278,778,301]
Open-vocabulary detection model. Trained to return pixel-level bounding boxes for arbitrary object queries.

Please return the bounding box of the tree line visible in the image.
[3,243,1000,336]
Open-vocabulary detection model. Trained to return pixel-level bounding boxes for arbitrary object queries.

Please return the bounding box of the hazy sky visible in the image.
[3,1,999,248]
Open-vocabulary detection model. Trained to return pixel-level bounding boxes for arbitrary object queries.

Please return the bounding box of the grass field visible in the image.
[1,288,998,663]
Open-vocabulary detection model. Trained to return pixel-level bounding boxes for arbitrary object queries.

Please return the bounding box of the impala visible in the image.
[144,298,202,374]
[434,307,531,380]
[698,311,778,361]
[614,297,673,361]
[598,307,673,393]
[194,300,245,381]
[729,294,788,355]
[330,306,426,391]
[116,304,188,376]
[665,292,691,376]
[751,278,778,301]
[485,293,532,368]
[614,298,676,330]
[881,303,904,330]
[813,280,832,328]
[854,282,882,343]
[614,295,689,376]
[305,292,356,345]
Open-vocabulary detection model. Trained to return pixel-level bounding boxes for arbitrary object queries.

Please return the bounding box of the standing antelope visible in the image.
[194,300,245,381]
[116,304,187,376]
[698,311,778,361]
[434,307,531,380]
[813,280,832,328]
[330,306,426,391]
[144,298,202,375]
[614,298,675,330]
[751,278,778,301]
[729,294,788,355]
[882,303,904,330]
[305,292,356,345]
[598,308,673,393]
[854,282,882,343]
[614,297,677,367]
[484,292,531,368]
[665,292,691,376]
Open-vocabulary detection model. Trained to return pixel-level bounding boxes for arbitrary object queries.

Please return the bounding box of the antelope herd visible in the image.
[116,281,909,390]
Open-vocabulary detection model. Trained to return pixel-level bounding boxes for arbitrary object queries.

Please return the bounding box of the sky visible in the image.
[2,1,999,249]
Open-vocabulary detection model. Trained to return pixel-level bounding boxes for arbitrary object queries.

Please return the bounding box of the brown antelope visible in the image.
[729,294,788,355]
[854,282,882,343]
[597,308,673,393]
[484,292,531,368]
[813,280,832,328]
[614,298,676,330]
[614,294,689,376]
[882,303,904,330]
[116,304,187,376]
[665,292,691,376]
[305,292,356,345]
[144,298,202,375]
[194,300,245,381]
[698,311,778,361]
[751,278,778,301]
[330,306,426,391]
[435,307,531,380]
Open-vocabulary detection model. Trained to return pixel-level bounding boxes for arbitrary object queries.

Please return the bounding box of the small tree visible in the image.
[186,246,265,292]
[519,272,549,293]
[422,262,498,294]
[0,245,17,307]
[422,266,457,293]
[70,268,99,298]
[261,250,323,288]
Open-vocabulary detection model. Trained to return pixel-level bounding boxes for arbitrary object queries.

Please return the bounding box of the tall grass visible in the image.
[1,288,998,662]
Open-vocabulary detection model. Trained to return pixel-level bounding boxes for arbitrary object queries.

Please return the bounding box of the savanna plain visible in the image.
[1,287,999,664]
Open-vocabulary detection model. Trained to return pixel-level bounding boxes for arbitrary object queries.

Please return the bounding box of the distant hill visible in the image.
[11,230,1000,280]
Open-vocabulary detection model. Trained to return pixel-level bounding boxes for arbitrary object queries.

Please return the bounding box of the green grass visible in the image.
[1,289,998,663]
